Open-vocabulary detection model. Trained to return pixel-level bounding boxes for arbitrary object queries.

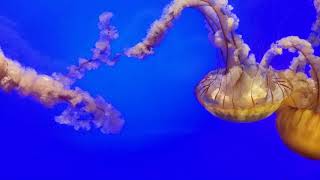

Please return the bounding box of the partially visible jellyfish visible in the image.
[126,0,292,122]
[272,0,320,159]
[0,12,124,134]
[266,37,320,159]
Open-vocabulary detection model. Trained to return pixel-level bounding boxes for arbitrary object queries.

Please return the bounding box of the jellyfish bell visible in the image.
[273,68,320,160]
[196,63,291,122]
[276,107,320,159]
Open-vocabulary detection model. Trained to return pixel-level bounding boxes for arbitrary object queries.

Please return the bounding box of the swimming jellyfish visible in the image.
[274,0,320,159]
[126,0,292,122]
[125,0,320,158]
[272,36,320,159]
[0,12,124,134]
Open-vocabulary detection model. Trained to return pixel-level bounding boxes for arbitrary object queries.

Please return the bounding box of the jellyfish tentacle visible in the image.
[125,0,256,72]
[260,36,315,69]
[309,0,320,47]
[295,51,320,109]
[198,0,256,68]
[200,1,232,68]
[0,49,124,134]
[53,12,120,87]
[261,36,320,110]
[289,54,307,73]
[125,0,252,67]
[125,0,208,59]
[201,1,234,67]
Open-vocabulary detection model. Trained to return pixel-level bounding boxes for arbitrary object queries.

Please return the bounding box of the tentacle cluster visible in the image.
[123,0,320,159]
[2,0,320,157]
[0,12,124,134]
[0,49,124,133]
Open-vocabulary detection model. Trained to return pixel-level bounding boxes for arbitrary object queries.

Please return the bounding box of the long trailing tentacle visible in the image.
[54,12,121,87]
[260,36,320,109]
[260,36,315,69]
[125,0,207,59]
[125,0,256,70]
[0,49,124,134]
[198,0,256,67]
[288,54,307,73]
[309,0,320,47]
[263,0,320,73]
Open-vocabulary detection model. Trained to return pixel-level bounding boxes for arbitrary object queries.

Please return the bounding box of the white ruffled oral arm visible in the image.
[0,50,124,134]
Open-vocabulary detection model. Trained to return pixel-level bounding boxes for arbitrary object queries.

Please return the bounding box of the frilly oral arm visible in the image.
[0,49,124,134]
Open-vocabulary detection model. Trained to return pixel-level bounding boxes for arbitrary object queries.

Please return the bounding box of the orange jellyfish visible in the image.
[126,0,291,122]
[269,0,320,159]
[267,36,320,159]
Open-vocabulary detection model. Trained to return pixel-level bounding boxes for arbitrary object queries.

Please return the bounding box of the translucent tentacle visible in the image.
[197,0,256,68]
[288,54,307,73]
[125,0,207,59]
[54,12,120,87]
[0,49,124,134]
[260,36,315,68]
[309,0,320,47]
[261,36,320,110]
[125,0,256,70]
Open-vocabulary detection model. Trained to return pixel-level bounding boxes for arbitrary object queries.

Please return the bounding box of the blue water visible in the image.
[0,0,319,179]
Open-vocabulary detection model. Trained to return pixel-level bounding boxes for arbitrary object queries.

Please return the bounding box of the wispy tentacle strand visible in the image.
[261,36,320,110]
[260,36,315,68]
[309,0,320,47]
[198,0,256,68]
[54,12,120,86]
[125,0,256,68]
[125,0,207,59]
[0,49,124,134]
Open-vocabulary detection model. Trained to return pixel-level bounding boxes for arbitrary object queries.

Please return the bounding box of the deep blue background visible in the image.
[0,0,319,179]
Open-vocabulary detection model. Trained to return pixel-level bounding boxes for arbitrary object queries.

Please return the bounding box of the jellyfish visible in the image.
[124,0,320,158]
[126,0,292,122]
[260,36,320,159]
[0,12,124,134]
[271,0,320,159]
